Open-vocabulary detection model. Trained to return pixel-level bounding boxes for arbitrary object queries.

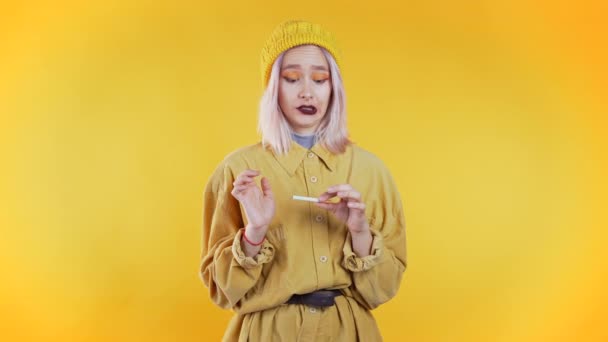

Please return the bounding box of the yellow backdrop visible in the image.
[1,0,607,341]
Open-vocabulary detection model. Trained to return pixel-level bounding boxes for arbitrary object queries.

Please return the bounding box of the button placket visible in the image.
[303,150,332,287]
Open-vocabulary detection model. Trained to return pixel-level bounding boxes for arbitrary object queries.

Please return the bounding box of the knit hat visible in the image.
[260,20,342,88]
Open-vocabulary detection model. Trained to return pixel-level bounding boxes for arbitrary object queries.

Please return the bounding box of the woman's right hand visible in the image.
[230,169,275,238]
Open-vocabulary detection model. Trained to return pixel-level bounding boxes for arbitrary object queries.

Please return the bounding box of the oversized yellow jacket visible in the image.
[199,141,407,341]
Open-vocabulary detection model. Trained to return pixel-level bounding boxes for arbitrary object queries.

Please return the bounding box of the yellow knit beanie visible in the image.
[260,20,342,88]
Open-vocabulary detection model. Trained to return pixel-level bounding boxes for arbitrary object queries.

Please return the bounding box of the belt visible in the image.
[285,289,343,307]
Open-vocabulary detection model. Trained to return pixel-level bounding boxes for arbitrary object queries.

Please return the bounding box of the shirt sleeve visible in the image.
[341,165,408,310]
[232,228,275,268]
[342,228,384,272]
[198,162,275,310]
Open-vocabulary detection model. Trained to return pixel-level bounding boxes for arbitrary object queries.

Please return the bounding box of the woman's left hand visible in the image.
[316,184,370,235]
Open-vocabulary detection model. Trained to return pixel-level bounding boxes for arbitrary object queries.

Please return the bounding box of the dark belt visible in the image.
[286,290,343,307]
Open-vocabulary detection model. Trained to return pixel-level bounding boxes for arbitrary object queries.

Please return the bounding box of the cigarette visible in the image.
[292,195,320,203]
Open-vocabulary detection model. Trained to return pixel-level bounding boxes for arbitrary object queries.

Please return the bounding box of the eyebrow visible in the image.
[282,64,329,71]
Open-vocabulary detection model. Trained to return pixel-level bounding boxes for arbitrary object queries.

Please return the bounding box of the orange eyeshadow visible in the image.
[312,72,329,81]
[282,71,301,79]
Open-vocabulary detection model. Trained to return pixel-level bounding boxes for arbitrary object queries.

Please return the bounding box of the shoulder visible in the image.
[206,142,267,188]
[205,143,269,192]
[350,144,390,172]
[349,144,399,190]
[350,145,405,217]
[217,142,268,170]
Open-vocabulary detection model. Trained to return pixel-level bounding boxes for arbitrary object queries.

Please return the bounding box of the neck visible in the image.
[293,131,315,137]
[291,131,317,149]
[292,129,316,136]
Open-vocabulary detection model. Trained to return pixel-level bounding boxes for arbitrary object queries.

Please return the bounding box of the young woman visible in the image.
[199,20,407,341]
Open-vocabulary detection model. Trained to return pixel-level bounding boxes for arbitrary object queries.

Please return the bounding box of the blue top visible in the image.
[291,132,317,149]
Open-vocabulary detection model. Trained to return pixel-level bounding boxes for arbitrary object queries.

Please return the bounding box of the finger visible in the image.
[318,193,341,203]
[315,202,339,211]
[318,186,351,202]
[236,169,260,179]
[233,178,254,187]
[318,191,335,202]
[233,184,250,193]
[260,177,273,198]
[336,190,361,202]
[346,201,366,210]
[232,176,255,185]
[230,188,241,199]
[326,184,354,194]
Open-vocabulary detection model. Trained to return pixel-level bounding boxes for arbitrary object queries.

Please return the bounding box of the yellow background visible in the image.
[1,0,607,341]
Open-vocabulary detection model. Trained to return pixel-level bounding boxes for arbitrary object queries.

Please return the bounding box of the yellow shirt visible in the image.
[199,140,407,341]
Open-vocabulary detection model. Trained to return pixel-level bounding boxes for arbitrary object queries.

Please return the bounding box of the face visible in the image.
[278,45,332,135]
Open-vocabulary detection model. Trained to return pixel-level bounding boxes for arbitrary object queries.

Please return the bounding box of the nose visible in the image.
[298,79,313,100]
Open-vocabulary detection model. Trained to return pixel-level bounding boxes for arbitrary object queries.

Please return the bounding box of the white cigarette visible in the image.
[292,195,319,203]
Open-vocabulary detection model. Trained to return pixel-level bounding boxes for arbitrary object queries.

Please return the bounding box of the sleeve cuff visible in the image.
[342,228,383,272]
[232,228,275,269]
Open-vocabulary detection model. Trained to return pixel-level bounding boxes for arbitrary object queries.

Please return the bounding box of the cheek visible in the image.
[278,88,289,106]
[319,85,332,104]
[278,85,296,102]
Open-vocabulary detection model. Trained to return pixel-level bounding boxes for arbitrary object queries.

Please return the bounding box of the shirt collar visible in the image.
[311,143,337,172]
[272,140,337,176]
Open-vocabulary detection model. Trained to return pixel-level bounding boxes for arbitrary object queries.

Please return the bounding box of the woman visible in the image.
[199,20,407,341]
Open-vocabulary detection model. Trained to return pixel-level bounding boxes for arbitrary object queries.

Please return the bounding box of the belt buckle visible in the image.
[285,290,342,308]
[304,290,339,307]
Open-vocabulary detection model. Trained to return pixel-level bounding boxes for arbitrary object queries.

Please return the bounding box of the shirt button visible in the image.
[320,255,328,263]
[309,307,317,313]
[310,176,318,183]
[308,152,315,158]
[315,215,323,222]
